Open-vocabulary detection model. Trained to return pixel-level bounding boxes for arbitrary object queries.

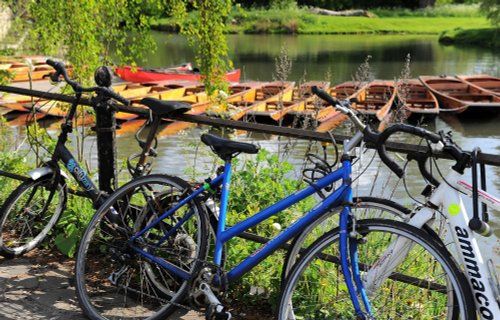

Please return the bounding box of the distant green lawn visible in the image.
[155,12,490,35]
[297,16,490,34]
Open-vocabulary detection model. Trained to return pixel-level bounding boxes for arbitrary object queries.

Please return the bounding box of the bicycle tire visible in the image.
[75,174,209,320]
[278,219,474,320]
[281,197,411,282]
[0,175,67,258]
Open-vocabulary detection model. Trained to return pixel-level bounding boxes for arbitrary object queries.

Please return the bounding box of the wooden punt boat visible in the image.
[315,110,348,133]
[282,98,338,129]
[1,58,73,82]
[293,81,330,100]
[116,119,147,136]
[0,93,34,112]
[11,65,56,82]
[455,75,500,97]
[109,82,208,120]
[396,79,439,119]
[229,82,295,120]
[351,80,396,121]
[205,81,294,120]
[0,106,14,116]
[115,65,241,83]
[6,112,48,126]
[329,81,367,101]
[244,99,306,124]
[188,82,263,116]
[245,82,329,122]
[419,75,500,114]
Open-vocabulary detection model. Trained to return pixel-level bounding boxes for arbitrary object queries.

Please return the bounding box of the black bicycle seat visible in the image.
[201,134,259,160]
[140,98,191,116]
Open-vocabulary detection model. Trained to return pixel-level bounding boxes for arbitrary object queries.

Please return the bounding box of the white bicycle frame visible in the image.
[364,168,500,319]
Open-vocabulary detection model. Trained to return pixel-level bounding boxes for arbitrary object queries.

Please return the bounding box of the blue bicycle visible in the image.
[74,88,470,319]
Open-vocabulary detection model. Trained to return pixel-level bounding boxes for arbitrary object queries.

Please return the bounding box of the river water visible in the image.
[6,33,500,267]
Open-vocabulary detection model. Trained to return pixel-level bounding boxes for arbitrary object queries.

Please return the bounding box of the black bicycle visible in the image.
[0,60,191,258]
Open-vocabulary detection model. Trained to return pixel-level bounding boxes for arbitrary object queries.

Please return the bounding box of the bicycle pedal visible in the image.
[205,304,232,320]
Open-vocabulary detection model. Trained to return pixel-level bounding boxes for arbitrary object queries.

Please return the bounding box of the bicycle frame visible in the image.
[129,136,376,313]
[43,93,103,206]
[364,168,500,319]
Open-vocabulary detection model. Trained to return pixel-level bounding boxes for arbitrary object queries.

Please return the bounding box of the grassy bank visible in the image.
[153,5,490,35]
[440,27,499,48]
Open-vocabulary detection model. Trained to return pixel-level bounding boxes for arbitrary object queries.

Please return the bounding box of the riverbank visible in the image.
[153,5,490,35]
[439,27,499,48]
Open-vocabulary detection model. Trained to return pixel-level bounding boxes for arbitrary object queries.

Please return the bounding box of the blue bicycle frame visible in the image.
[129,152,372,317]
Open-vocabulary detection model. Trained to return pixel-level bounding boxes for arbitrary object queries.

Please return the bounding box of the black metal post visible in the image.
[93,99,117,193]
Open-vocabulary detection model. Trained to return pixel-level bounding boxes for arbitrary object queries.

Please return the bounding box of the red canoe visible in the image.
[115,65,241,83]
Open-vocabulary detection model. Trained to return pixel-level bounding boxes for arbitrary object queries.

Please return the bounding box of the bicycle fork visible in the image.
[339,206,373,319]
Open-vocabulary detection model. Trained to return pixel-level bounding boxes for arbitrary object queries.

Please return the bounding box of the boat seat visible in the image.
[139,98,191,116]
[201,133,259,160]
[407,98,434,104]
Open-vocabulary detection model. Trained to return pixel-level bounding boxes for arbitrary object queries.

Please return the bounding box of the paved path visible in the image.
[0,251,203,320]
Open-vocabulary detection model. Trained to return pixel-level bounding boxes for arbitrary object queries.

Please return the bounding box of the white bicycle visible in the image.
[279,88,500,319]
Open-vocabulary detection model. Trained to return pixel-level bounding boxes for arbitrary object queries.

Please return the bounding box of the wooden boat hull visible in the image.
[115,65,241,83]
[245,100,306,123]
[329,81,367,101]
[396,79,439,120]
[315,109,348,133]
[352,80,396,121]
[455,75,500,97]
[419,75,500,114]
[206,82,294,120]
[293,81,330,100]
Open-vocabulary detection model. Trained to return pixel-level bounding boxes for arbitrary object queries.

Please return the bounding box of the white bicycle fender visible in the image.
[27,167,69,181]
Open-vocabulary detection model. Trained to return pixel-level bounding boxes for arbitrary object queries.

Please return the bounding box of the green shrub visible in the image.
[224,149,315,308]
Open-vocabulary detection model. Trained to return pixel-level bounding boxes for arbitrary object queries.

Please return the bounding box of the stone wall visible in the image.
[0,2,13,41]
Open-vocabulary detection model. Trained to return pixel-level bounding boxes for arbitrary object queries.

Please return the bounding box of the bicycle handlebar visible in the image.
[46,59,130,106]
[312,85,339,107]
[377,124,441,178]
[311,86,470,179]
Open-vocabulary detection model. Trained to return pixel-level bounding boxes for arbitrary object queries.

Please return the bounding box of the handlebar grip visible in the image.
[469,218,493,237]
[46,59,65,82]
[312,86,339,106]
[377,124,441,178]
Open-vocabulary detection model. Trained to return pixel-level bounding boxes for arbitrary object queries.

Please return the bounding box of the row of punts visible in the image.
[1,65,500,136]
[0,56,73,82]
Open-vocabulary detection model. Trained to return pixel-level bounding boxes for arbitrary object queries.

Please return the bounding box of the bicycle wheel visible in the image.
[0,175,67,258]
[75,174,209,320]
[278,219,474,320]
[281,197,410,281]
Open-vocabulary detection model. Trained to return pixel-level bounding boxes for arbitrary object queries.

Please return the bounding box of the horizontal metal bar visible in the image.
[1,85,498,166]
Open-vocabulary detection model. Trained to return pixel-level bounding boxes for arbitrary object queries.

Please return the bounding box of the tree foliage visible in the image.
[480,0,500,26]
[169,0,233,95]
[25,0,162,83]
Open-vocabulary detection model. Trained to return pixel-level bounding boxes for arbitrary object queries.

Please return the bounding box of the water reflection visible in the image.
[144,33,499,82]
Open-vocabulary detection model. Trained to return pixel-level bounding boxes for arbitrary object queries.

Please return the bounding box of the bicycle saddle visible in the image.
[140,98,191,116]
[201,134,259,160]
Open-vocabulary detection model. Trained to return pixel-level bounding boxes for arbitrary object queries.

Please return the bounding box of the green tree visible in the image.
[169,0,233,95]
[24,0,162,82]
[480,0,500,26]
